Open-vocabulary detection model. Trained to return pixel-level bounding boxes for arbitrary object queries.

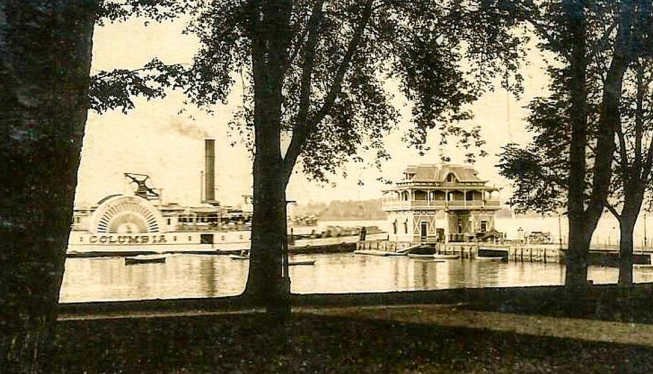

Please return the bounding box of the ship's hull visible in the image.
[67,230,388,257]
[67,230,250,256]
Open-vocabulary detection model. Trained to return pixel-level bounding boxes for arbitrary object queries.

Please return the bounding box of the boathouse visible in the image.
[381,164,501,243]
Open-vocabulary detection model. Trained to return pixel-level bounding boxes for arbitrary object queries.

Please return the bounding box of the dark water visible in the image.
[59,253,653,303]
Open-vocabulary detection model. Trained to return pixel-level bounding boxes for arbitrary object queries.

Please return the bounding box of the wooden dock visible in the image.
[355,240,653,266]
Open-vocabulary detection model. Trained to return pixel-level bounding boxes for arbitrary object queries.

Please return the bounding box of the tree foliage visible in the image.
[498,0,652,215]
[498,0,653,286]
[92,0,529,180]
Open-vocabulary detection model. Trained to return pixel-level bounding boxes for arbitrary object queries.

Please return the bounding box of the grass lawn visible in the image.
[54,312,653,373]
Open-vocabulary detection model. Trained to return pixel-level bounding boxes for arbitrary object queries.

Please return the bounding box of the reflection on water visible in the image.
[59,253,653,303]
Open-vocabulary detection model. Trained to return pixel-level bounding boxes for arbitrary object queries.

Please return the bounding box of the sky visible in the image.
[75,16,552,209]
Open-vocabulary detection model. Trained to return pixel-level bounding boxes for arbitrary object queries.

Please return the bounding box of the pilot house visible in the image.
[382,164,501,243]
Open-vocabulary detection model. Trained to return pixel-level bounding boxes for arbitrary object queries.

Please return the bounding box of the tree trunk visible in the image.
[617,188,645,287]
[565,217,591,287]
[618,214,636,286]
[244,121,287,305]
[563,0,590,288]
[0,1,96,373]
[563,0,634,288]
[243,0,292,309]
[592,0,635,285]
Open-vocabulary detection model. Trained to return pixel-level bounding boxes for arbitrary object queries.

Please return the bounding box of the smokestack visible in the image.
[204,139,217,204]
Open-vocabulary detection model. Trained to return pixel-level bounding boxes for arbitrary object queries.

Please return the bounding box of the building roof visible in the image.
[403,164,484,183]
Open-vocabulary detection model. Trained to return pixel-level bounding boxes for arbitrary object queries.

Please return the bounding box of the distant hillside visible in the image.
[292,200,520,221]
[292,199,387,221]
[496,207,514,218]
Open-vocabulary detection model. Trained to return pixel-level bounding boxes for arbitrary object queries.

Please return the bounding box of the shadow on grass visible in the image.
[55,312,653,374]
[459,289,653,324]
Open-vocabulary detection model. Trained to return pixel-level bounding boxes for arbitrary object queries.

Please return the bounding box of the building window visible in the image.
[188,236,192,241]
[457,219,463,234]
[75,217,80,224]
[404,221,408,234]
[447,173,456,182]
[393,220,397,235]
[480,220,488,232]
[167,218,171,225]
[173,236,177,242]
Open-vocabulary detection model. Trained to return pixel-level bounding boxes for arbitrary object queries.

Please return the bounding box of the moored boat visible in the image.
[433,253,460,260]
[125,254,166,265]
[230,250,250,260]
[229,254,250,260]
[407,253,436,259]
[476,255,504,262]
[354,250,406,256]
[229,254,315,266]
[406,244,437,259]
[288,260,316,266]
[67,143,386,257]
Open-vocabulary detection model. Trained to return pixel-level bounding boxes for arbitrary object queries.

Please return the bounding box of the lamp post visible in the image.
[276,200,296,319]
[644,213,648,251]
[283,200,297,279]
[558,215,563,250]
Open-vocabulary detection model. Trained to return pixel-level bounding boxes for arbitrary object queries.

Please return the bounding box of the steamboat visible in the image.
[67,139,386,257]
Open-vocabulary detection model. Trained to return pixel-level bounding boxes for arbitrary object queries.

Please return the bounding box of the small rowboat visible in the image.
[288,260,315,266]
[230,254,249,260]
[354,250,406,257]
[476,256,504,262]
[230,255,315,266]
[408,253,436,259]
[125,255,166,265]
[433,254,460,260]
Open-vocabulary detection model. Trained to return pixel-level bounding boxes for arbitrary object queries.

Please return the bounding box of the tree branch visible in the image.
[642,132,653,182]
[589,21,618,59]
[605,200,622,220]
[284,1,325,75]
[283,0,374,182]
[519,10,568,58]
[615,117,631,185]
[634,60,645,181]
[294,0,323,125]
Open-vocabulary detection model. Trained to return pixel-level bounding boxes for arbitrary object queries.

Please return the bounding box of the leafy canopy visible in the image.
[92,0,529,182]
[498,0,653,215]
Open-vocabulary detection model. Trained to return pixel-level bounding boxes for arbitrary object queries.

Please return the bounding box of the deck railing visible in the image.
[382,199,501,210]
